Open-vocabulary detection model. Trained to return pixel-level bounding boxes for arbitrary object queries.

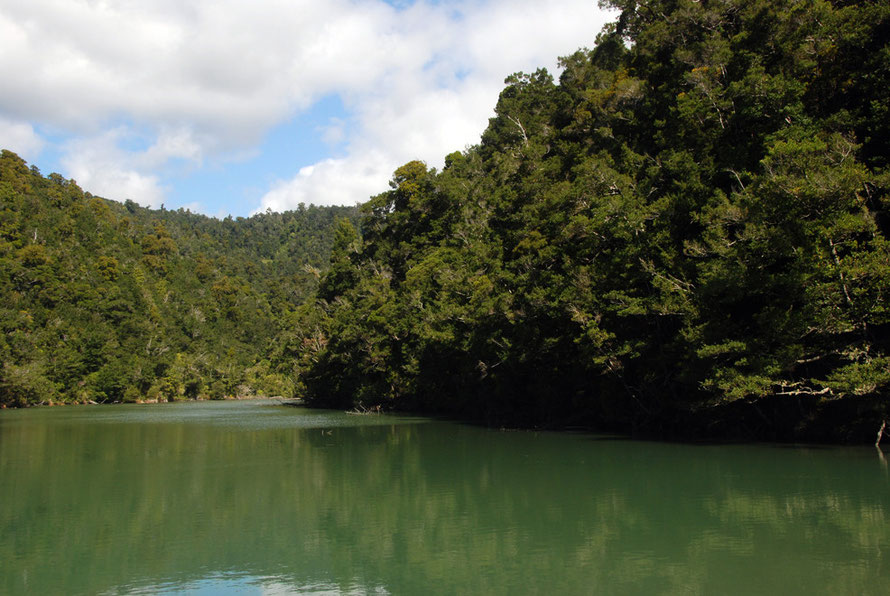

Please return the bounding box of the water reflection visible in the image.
[117,574,390,595]
[1,401,889,595]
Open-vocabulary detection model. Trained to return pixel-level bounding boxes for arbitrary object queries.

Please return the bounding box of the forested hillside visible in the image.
[0,149,359,406]
[298,0,890,441]
[3,0,888,442]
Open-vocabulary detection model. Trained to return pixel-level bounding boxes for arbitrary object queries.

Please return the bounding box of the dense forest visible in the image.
[0,149,359,406]
[2,0,889,441]
[296,0,890,441]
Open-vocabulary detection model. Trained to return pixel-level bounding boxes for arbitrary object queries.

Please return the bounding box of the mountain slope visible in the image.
[0,149,358,406]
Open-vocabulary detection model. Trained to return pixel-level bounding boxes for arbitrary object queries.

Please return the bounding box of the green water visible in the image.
[1,400,888,595]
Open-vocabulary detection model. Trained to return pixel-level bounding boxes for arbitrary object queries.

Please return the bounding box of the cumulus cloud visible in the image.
[143,127,204,168]
[0,117,44,162]
[257,0,616,210]
[0,0,615,212]
[261,151,393,211]
[60,130,167,208]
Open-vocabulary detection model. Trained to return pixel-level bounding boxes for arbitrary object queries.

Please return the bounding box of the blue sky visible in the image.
[0,0,614,217]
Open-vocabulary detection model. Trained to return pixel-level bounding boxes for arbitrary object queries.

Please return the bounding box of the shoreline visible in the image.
[6,390,884,446]
[0,394,302,409]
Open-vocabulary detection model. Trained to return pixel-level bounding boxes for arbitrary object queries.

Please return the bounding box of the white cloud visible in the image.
[320,118,347,148]
[0,117,44,162]
[258,0,616,210]
[142,127,204,168]
[0,0,402,140]
[262,151,393,211]
[0,0,616,212]
[55,124,209,208]
[60,130,167,208]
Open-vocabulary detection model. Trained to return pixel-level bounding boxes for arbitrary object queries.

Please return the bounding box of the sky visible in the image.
[0,0,615,217]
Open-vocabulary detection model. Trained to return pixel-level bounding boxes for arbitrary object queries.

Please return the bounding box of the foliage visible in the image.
[297,0,890,441]
[0,148,358,406]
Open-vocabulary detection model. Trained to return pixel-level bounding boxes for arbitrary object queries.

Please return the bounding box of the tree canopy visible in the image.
[0,149,358,407]
[297,0,890,441]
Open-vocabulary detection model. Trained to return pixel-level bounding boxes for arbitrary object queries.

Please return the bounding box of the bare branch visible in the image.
[507,115,529,146]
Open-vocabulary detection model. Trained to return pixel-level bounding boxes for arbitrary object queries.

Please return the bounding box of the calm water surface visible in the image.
[1,400,889,594]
